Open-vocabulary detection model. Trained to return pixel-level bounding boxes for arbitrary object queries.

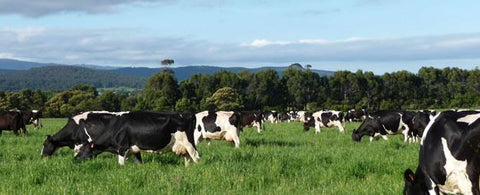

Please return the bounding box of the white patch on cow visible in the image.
[457,113,480,126]
[194,111,209,145]
[32,110,38,113]
[195,111,240,147]
[298,111,306,122]
[421,113,442,145]
[72,111,130,124]
[436,138,472,194]
[84,128,93,143]
[73,144,83,156]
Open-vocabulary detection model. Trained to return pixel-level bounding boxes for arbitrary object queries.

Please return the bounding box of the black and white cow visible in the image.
[304,110,345,133]
[195,111,242,147]
[345,109,366,122]
[22,110,42,129]
[352,110,414,142]
[41,111,129,157]
[296,111,311,123]
[241,111,264,133]
[263,111,278,123]
[408,110,436,142]
[278,112,294,123]
[404,110,480,194]
[75,111,199,166]
[0,111,27,135]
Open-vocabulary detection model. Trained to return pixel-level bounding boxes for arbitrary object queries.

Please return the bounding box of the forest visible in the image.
[1,65,479,117]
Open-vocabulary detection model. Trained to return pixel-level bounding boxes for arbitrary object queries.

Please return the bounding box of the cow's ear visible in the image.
[404,169,415,182]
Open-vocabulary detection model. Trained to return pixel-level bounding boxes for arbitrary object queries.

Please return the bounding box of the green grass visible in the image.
[0,119,419,194]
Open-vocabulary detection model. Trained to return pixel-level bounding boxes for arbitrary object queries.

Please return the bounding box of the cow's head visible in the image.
[403,168,429,195]
[41,135,56,156]
[74,142,97,160]
[352,116,379,142]
[303,116,315,131]
[252,112,264,133]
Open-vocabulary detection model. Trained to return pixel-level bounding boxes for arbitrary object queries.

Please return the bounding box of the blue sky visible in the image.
[1,0,480,74]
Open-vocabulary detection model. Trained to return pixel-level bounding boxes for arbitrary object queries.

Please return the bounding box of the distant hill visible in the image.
[0,58,335,90]
[111,66,334,81]
[0,66,146,91]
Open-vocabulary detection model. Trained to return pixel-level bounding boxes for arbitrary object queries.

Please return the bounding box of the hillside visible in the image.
[111,66,334,81]
[0,66,146,91]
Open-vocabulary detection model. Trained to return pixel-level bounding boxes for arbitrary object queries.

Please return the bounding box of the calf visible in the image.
[241,111,264,133]
[404,110,480,194]
[195,111,242,147]
[0,111,27,135]
[352,110,414,142]
[304,110,345,133]
[75,111,199,166]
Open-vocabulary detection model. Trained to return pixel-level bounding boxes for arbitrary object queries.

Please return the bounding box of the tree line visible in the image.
[1,65,480,117]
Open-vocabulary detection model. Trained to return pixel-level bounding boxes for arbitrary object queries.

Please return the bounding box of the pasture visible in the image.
[0,118,419,194]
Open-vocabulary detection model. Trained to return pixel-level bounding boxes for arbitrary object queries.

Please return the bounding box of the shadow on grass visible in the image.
[245,138,304,147]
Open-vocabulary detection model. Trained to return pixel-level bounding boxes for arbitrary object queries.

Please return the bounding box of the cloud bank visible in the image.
[1,27,480,68]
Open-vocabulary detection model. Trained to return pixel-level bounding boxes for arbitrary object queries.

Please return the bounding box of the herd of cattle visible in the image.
[2,108,480,194]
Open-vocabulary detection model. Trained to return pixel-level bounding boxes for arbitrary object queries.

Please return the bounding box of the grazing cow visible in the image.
[278,112,294,123]
[195,111,242,147]
[75,111,199,166]
[241,111,264,133]
[352,110,414,142]
[0,111,27,135]
[404,110,480,194]
[263,111,278,123]
[41,111,129,157]
[304,110,345,133]
[345,109,366,122]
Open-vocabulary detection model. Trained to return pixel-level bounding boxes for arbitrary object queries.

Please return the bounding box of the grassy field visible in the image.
[0,118,420,194]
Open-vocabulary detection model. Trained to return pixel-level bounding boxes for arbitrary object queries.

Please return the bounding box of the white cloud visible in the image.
[1,27,480,68]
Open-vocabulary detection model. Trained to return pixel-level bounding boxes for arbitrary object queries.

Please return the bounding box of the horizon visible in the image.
[1,1,480,74]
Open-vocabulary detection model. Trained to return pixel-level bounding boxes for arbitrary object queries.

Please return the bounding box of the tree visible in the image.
[207,87,243,110]
[144,69,180,111]
[161,59,175,69]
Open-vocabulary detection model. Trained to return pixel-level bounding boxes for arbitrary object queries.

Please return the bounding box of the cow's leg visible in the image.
[315,122,321,134]
[184,154,191,167]
[22,127,28,136]
[13,129,19,136]
[118,149,130,165]
[133,153,142,164]
[402,130,409,143]
[381,135,388,140]
[370,136,374,142]
[332,120,345,133]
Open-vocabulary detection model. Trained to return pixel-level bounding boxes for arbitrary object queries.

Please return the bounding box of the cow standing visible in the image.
[75,111,199,166]
[241,111,264,133]
[352,110,414,142]
[345,109,366,122]
[263,111,278,123]
[195,111,242,147]
[22,110,42,129]
[404,110,480,194]
[304,110,345,133]
[0,111,27,135]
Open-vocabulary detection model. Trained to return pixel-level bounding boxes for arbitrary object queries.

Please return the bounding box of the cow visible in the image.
[41,111,129,157]
[352,110,414,142]
[241,111,264,133]
[304,110,345,133]
[404,110,480,194]
[0,111,27,135]
[345,109,366,122]
[263,111,278,123]
[194,111,242,147]
[278,112,294,123]
[296,111,310,123]
[21,110,42,129]
[408,110,436,142]
[75,111,199,166]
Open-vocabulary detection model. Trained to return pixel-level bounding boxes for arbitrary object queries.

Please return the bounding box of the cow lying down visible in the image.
[404,110,480,194]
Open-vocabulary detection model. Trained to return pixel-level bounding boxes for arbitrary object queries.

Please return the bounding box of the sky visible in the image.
[1,0,480,74]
